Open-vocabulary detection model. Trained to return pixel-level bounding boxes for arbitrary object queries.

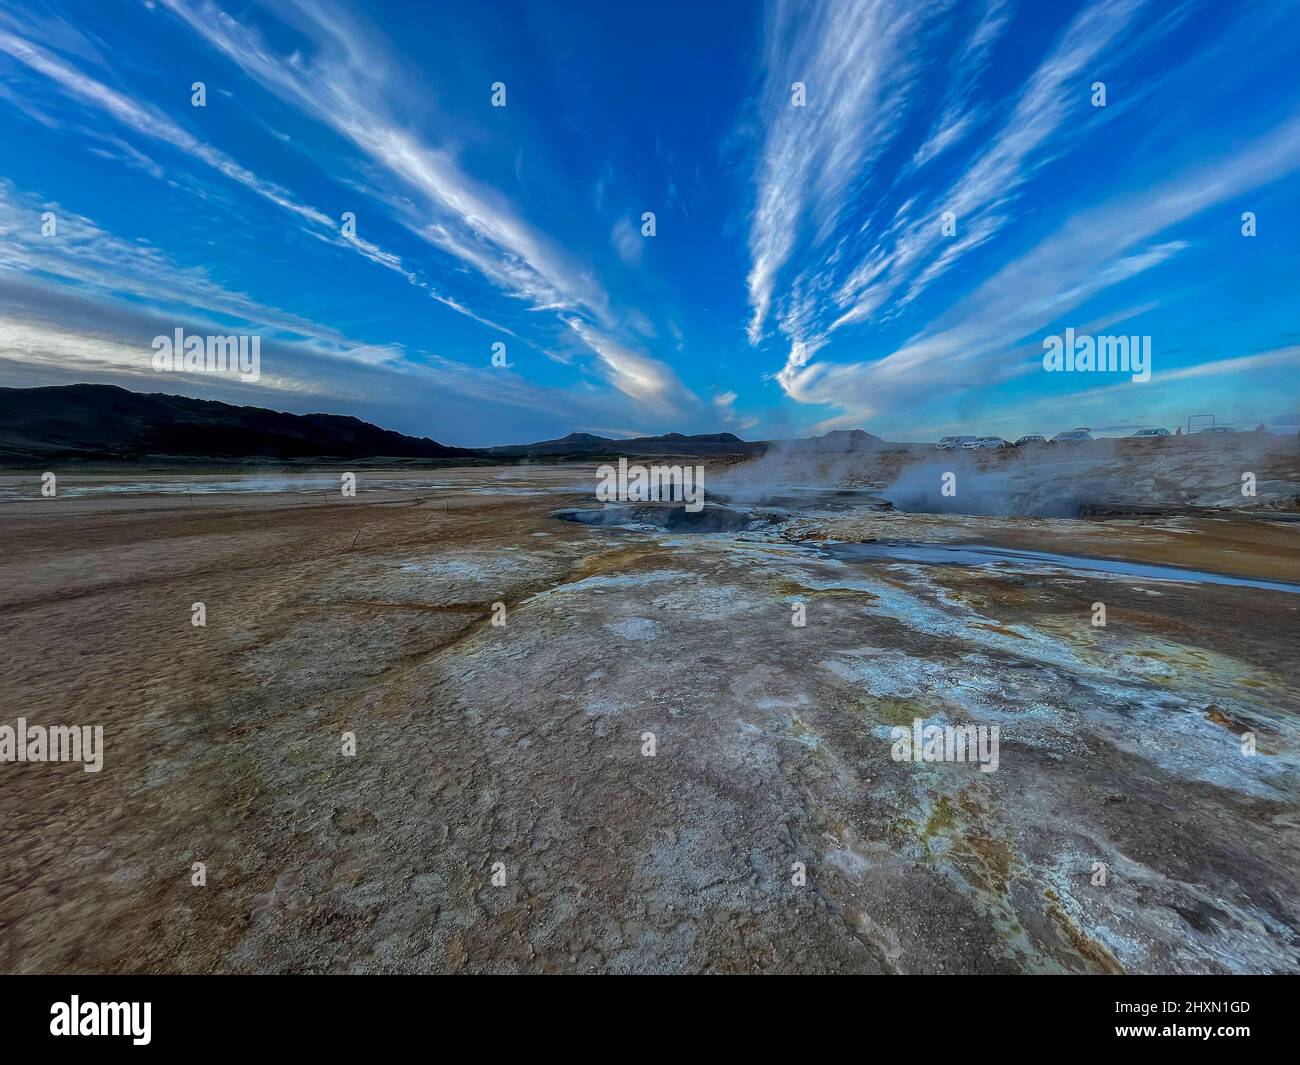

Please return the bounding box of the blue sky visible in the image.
[0,0,1297,446]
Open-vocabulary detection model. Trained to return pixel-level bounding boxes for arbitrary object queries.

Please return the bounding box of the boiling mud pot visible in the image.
[823,540,1300,595]
[709,486,891,509]
[553,504,765,534]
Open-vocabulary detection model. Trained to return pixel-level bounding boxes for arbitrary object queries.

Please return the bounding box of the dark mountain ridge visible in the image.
[0,384,477,462]
[0,384,891,463]
[485,428,759,458]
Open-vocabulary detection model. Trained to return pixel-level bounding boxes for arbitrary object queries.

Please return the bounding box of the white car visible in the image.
[962,436,1010,450]
[937,435,979,450]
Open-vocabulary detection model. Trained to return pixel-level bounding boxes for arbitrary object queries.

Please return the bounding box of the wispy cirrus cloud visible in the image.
[1,0,697,421]
[0,15,526,340]
[0,194,682,443]
[779,109,1300,425]
[0,178,584,427]
[0,302,677,446]
[158,0,601,313]
[0,179,332,338]
[1,0,1295,444]
[745,0,938,346]
[565,318,697,414]
[911,0,1014,171]
[829,0,1149,334]
[747,0,1155,407]
[158,0,693,414]
[0,26,332,228]
[1071,345,1300,398]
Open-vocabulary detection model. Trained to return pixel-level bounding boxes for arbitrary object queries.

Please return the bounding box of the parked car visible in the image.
[962,436,1011,450]
[1132,427,1171,437]
[937,435,979,450]
[1014,434,1047,446]
[1051,429,1093,442]
[1194,425,1236,433]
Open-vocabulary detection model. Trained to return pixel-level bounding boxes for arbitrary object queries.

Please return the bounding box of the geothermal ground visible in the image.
[1,436,1298,973]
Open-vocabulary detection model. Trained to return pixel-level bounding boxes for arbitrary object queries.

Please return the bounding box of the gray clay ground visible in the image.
[1,450,1298,973]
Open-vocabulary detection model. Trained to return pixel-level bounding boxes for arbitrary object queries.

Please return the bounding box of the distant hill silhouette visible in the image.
[0,383,894,463]
[485,429,764,458]
[0,384,478,462]
[782,428,885,452]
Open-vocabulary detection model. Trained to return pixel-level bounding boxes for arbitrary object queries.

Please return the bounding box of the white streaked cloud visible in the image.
[156,0,693,413]
[830,0,1149,334]
[0,179,337,340]
[911,0,1013,170]
[779,110,1300,422]
[1072,345,1300,398]
[0,179,611,429]
[745,0,937,345]
[0,27,332,228]
[611,217,643,267]
[0,19,519,339]
[566,318,696,415]
[916,344,1300,438]
[0,291,689,444]
[158,0,604,316]
[1,0,701,432]
[752,0,1155,402]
